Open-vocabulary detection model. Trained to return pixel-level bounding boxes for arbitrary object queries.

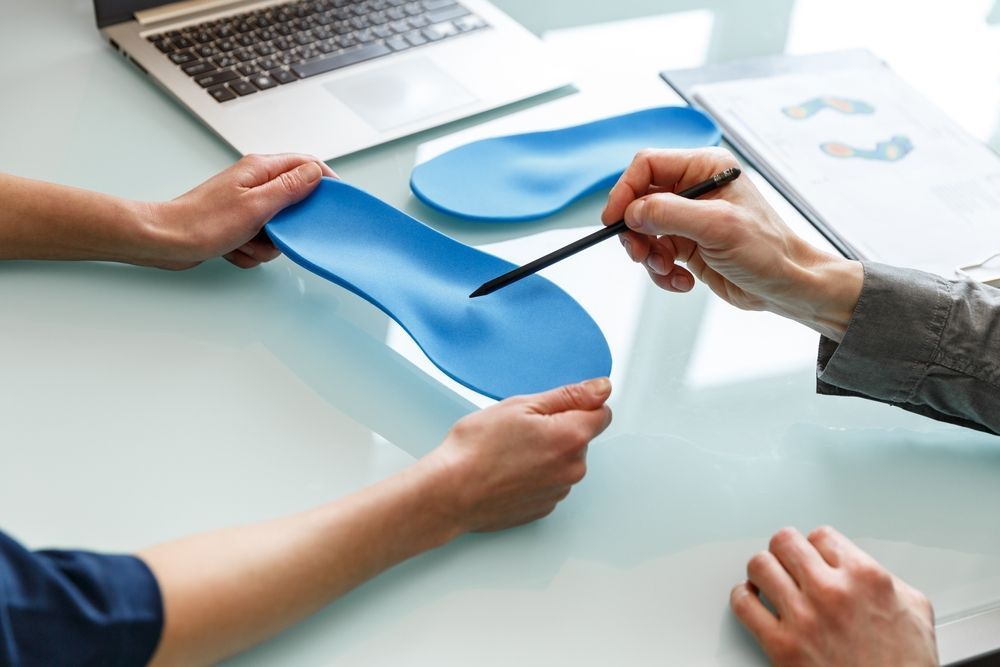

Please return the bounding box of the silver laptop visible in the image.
[96,0,569,159]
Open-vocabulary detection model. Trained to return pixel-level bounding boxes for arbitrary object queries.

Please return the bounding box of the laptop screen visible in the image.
[94,0,165,28]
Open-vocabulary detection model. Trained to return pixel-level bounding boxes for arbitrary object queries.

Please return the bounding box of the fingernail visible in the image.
[238,243,256,257]
[646,253,667,275]
[670,274,693,291]
[625,199,644,230]
[297,161,323,184]
[582,377,611,395]
[620,236,633,260]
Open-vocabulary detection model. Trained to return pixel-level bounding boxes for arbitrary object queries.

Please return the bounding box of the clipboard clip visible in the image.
[956,253,1000,288]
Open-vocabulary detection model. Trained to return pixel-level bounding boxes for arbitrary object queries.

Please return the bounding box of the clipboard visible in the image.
[660,49,1000,285]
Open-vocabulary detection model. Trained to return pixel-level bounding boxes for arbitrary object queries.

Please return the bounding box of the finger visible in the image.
[238,153,336,187]
[644,262,696,293]
[806,525,852,568]
[523,378,612,416]
[237,237,281,263]
[746,550,798,618]
[555,404,614,441]
[223,250,261,269]
[730,581,780,645]
[768,527,831,589]
[619,230,650,263]
[250,161,325,222]
[624,192,737,246]
[602,147,738,224]
[642,234,677,276]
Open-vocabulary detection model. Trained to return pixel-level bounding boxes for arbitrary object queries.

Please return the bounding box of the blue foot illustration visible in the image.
[820,135,913,161]
[782,96,875,120]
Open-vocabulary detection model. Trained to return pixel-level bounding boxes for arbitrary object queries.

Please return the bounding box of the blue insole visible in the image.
[265,178,612,400]
[410,106,721,222]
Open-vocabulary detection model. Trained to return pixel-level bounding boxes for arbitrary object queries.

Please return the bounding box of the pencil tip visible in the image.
[469,286,487,298]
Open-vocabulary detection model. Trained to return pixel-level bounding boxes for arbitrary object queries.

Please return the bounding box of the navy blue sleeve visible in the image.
[0,530,163,667]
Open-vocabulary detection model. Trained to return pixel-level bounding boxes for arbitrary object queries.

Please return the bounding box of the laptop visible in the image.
[96,0,569,159]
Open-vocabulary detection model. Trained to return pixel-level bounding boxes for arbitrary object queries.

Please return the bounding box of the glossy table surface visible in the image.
[1,1,999,664]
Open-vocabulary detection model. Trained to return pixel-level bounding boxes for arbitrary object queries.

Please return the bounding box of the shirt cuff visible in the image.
[816,261,952,402]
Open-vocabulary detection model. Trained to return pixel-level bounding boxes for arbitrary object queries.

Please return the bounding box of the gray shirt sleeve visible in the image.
[816,261,1000,435]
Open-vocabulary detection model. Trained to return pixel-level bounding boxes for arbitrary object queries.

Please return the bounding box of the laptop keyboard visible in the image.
[146,0,489,103]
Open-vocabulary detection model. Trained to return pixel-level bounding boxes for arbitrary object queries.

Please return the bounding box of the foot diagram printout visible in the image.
[692,66,1000,279]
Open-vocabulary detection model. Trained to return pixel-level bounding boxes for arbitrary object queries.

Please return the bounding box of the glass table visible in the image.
[1,0,998,663]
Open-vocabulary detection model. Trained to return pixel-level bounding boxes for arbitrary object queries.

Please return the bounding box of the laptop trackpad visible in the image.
[324,57,478,132]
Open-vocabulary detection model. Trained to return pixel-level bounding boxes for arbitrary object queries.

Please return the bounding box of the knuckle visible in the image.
[729,585,753,614]
[564,460,587,484]
[747,551,771,577]
[813,578,848,609]
[448,415,476,441]
[853,560,893,592]
[277,170,300,195]
[769,527,797,551]
[768,634,801,664]
[808,525,836,542]
[634,147,657,162]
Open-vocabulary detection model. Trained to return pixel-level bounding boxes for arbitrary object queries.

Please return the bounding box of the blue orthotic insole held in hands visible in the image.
[409,106,721,222]
[265,178,612,400]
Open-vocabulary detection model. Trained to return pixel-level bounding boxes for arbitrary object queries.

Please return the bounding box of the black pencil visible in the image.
[469,166,742,298]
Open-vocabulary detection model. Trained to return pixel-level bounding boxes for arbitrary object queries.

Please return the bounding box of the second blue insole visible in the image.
[410,106,721,222]
[265,179,612,400]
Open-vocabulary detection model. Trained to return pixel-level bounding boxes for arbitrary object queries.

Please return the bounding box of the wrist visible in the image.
[136,199,199,269]
[779,246,863,342]
[405,451,469,548]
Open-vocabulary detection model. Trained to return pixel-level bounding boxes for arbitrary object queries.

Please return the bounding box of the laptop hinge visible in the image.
[135,0,248,25]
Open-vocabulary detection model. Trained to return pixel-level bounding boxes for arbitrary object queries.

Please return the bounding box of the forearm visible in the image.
[0,173,161,264]
[816,262,1000,434]
[139,458,460,667]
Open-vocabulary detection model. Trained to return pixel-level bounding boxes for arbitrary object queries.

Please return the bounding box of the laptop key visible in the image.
[182,60,215,76]
[237,63,259,76]
[420,25,444,41]
[404,29,427,46]
[269,68,298,84]
[421,0,455,9]
[154,40,174,53]
[258,56,280,69]
[228,79,258,96]
[426,21,457,38]
[169,50,197,64]
[291,42,391,78]
[454,14,487,31]
[251,73,279,90]
[196,69,239,88]
[208,85,237,102]
[426,4,469,23]
[213,55,238,68]
[386,35,410,51]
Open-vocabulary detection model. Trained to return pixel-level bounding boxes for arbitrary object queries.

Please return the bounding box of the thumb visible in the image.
[624,192,732,247]
[526,378,611,416]
[253,161,324,220]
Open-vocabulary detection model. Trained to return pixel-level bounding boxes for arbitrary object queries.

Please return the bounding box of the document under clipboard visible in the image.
[661,50,1000,285]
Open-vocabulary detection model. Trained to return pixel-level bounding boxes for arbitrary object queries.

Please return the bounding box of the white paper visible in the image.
[693,66,1000,279]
